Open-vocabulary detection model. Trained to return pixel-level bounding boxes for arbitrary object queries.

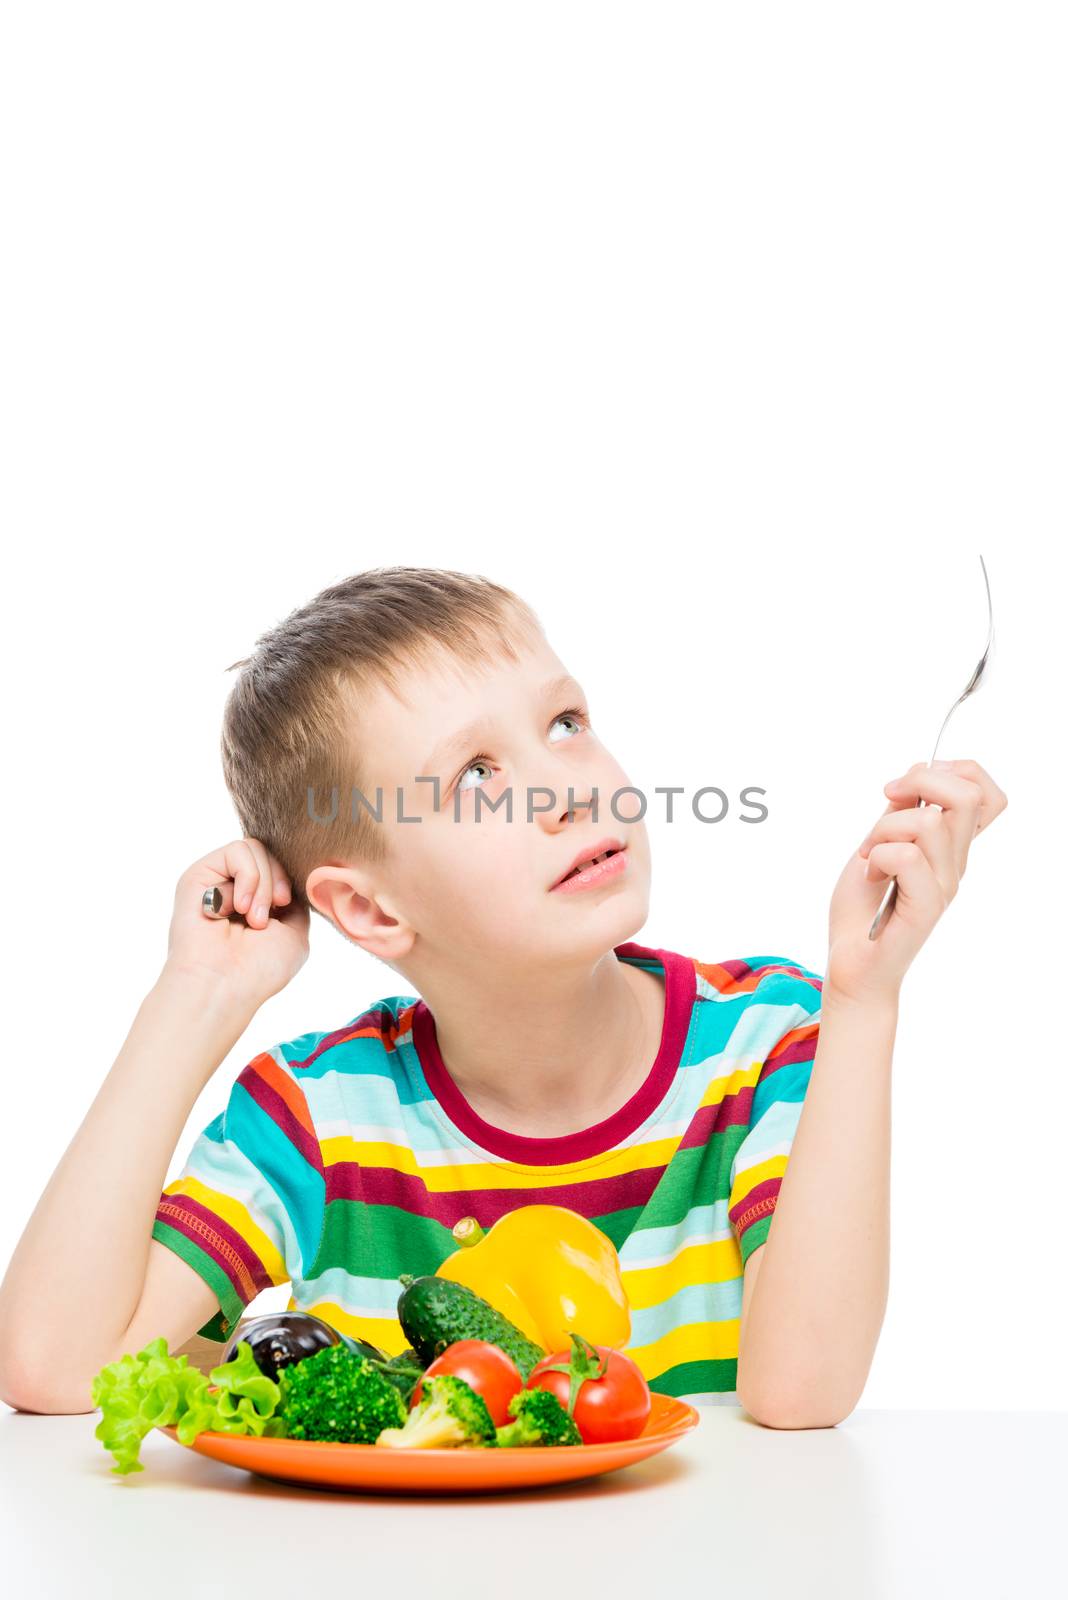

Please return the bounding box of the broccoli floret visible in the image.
[375,1374,498,1450]
[278,1345,407,1443]
[494,1387,583,1447]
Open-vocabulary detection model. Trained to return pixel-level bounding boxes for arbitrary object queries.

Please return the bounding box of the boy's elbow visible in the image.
[1,1381,98,1416]
[744,1403,847,1429]
[738,1376,852,1429]
[741,1414,844,1440]
[0,1350,98,1415]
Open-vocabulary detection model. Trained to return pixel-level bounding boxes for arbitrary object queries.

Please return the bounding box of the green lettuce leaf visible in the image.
[206,1341,282,1434]
[91,1336,283,1475]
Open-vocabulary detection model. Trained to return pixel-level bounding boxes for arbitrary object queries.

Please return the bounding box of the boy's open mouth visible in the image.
[550,840,628,890]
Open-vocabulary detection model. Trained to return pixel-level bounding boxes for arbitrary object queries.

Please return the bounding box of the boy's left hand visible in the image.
[826,758,1008,1009]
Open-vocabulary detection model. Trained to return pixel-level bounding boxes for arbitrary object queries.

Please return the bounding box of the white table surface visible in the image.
[1,1404,1062,1599]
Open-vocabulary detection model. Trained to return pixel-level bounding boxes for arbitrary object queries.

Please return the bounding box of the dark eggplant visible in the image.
[221,1311,343,1381]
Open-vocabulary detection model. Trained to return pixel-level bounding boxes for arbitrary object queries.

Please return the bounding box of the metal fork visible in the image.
[868,554,995,939]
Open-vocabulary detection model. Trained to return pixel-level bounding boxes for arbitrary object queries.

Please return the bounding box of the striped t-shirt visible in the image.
[152,941,822,1405]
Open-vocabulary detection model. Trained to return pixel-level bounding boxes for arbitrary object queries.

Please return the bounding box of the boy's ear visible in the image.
[304,863,415,963]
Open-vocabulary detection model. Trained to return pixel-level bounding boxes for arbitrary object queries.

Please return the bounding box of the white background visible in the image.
[1,3,1063,1410]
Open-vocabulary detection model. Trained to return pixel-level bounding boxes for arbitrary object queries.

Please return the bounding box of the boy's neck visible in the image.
[416,950,666,1140]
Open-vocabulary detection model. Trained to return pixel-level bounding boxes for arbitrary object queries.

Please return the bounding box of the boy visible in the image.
[0,567,1007,1427]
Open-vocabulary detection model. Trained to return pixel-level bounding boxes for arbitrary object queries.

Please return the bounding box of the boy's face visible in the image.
[313,630,652,974]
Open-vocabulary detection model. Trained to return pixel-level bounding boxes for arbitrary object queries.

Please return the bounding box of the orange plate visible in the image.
[156,1391,699,1494]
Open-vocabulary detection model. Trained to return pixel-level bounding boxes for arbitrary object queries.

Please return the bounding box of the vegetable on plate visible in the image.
[408,1338,523,1427]
[220,1307,425,1404]
[375,1373,498,1450]
[276,1344,406,1443]
[494,1387,583,1448]
[91,1337,284,1475]
[397,1273,545,1381]
[219,1310,360,1380]
[527,1332,652,1444]
[375,1345,427,1406]
[435,1204,631,1353]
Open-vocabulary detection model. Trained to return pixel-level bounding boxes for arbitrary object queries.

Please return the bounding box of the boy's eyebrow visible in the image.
[420,675,585,773]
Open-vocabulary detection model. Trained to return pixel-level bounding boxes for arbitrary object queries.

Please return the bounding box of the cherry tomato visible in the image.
[409,1340,523,1427]
[527,1336,651,1443]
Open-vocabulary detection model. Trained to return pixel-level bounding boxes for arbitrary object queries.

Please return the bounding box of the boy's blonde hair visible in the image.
[221,567,543,913]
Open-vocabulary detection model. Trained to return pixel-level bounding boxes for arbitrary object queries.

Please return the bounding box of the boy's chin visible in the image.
[543,893,649,948]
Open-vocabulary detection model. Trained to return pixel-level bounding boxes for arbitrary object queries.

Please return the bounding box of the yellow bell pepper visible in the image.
[435,1203,631,1353]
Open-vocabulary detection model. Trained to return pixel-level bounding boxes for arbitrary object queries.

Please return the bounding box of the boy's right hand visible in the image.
[161,839,310,1011]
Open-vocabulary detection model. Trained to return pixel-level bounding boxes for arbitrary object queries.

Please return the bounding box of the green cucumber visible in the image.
[397,1273,545,1381]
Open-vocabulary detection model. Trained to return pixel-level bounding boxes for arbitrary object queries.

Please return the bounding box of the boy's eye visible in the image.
[548,707,588,743]
[457,758,494,793]
[454,707,589,793]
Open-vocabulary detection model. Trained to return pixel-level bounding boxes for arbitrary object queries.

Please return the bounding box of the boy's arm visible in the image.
[736,757,1005,1427]
[735,989,896,1429]
[0,836,307,1416]
[0,971,258,1414]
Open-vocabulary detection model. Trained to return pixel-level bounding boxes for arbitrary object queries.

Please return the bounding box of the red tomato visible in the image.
[527,1339,651,1443]
[409,1340,523,1427]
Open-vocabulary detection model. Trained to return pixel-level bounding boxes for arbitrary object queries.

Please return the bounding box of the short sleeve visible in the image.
[151,1049,326,1341]
[727,958,823,1267]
